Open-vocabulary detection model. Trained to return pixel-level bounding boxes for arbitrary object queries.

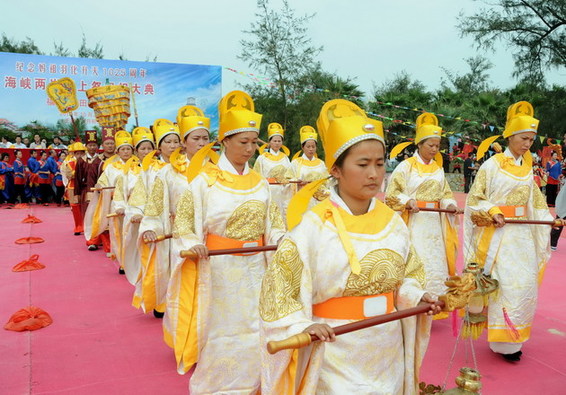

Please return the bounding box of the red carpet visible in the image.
[1,196,565,393]
[0,205,187,394]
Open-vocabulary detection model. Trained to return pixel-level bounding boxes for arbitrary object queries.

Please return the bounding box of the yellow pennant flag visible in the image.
[46,77,79,113]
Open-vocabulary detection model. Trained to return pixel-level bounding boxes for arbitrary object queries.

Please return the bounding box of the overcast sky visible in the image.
[2,0,564,98]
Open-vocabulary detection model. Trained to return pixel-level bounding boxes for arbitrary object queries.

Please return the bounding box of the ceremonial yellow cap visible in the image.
[153,119,180,146]
[502,101,538,138]
[115,130,133,150]
[177,105,210,141]
[316,99,385,169]
[132,127,155,148]
[299,125,318,144]
[267,122,284,139]
[217,90,262,141]
[69,142,86,152]
[415,113,442,144]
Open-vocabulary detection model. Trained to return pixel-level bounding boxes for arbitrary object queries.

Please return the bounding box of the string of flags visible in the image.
[225,66,561,146]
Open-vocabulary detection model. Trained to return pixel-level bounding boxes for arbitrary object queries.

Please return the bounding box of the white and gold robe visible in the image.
[167,153,286,394]
[136,158,190,313]
[385,153,458,300]
[464,149,551,352]
[132,157,170,312]
[260,190,431,394]
[254,149,293,218]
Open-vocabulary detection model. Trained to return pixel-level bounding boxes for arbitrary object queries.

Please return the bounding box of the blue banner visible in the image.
[0,52,222,135]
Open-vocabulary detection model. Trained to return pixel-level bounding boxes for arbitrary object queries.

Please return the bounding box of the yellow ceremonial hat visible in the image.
[177,105,210,141]
[317,99,385,169]
[69,142,86,152]
[115,130,133,149]
[153,118,180,146]
[267,122,284,139]
[503,101,538,138]
[299,125,318,144]
[132,127,155,148]
[217,90,262,141]
[415,113,442,144]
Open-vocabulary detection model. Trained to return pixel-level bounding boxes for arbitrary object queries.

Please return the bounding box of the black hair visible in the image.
[1,153,9,161]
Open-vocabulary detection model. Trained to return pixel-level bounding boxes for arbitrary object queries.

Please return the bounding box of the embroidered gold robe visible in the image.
[253,150,293,218]
[167,153,286,394]
[464,150,551,346]
[260,190,431,394]
[385,154,458,299]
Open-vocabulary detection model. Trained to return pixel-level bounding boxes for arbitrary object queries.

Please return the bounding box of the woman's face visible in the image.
[117,145,133,161]
[40,153,47,160]
[508,132,535,158]
[303,140,317,159]
[136,141,154,161]
[223,132,258,168]
[552,152,558,160]
[59,153,66,161]
[184,129,210,158]
[159,134,181,159]
[269,135,283,152]
[330,140,385,203]
[418,137,440,162]
[16,151,22,159]
[74,151,85,160]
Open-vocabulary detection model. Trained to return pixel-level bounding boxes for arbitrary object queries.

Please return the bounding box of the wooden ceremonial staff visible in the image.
[416,207,464,214]
[503,219,565,226]
[267,300,445,354]
[268,180,303,185]
[90,186,116,192]
[180,244,278,258]
[145,234,172,243]
[106,212,124,218]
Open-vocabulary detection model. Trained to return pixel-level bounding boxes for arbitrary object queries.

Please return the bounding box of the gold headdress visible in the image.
[132,127,155,148]
[476,101,538,160]
[153,119,180,146]
[177,105,210,141]
[114,130,133,150]
[217,90,262,141]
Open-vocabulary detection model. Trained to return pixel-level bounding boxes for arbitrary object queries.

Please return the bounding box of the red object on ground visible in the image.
[12,254,45,272]
[14,237,44,244]
[13,203,29,209]
[21,214,42,223]
[4,306,52,332]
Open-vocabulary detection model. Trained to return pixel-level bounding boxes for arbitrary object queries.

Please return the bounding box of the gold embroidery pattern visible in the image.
[145,177,164,217]
[343,249,405,296]
[97,173,109,188]
[532,184,548,209]
[505,185,530,206]
[467,168,487,207]
[259,239,304,322]
[128,176,147,207]
[385,172,407,211]
[405,245,426,288]
[113,176,124,202]
[415,179,443,202]
[225,200,266,241]
[269,201,285,232]
[173,190,195,237]
[268,165,288,182]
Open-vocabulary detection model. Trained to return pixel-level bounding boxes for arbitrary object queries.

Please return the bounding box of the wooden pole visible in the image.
[145,234,173,243]
[503,219,564,226]
[69,113,79,142]
[180,244,278,259]
[106,212,124,218]
[416,207,463,214]
[90,186,116,192]
[267,301,445,354]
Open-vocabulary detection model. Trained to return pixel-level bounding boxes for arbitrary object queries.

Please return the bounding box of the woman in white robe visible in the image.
[167,91,286,394]
[260,99,438,394]
[386,113,459,308]
[464,101,559,361]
